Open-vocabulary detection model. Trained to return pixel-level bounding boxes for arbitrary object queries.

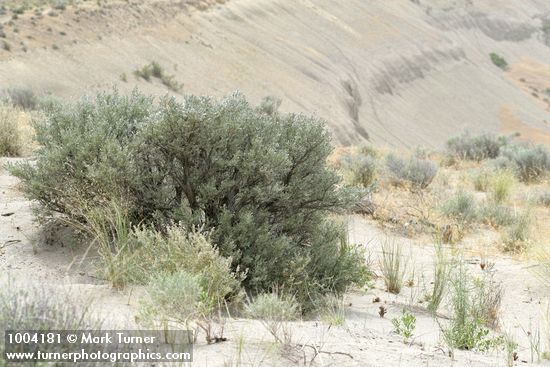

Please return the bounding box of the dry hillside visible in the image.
[1,0,550,147]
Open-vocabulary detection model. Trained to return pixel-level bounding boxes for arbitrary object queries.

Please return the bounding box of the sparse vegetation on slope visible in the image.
[134,62,183,92]
[490,53,508,70]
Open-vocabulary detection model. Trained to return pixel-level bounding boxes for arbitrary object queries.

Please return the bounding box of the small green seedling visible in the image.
[392,309,416,343]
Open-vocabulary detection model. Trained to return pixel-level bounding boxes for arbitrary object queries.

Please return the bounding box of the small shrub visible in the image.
[490,53,508,70]
[150,61,163,78]
[0,284,101,359]
[441,190,478,222]
[471,266,503,329]
[446,131,508,161]
[443,262,504,352]
[500,143,550,183]
[245,293,300,345]
[140,271,202,328]
[503,209,532,253]
[80,203,243,303]
[134,62,182,92]
[340,153,377,188]
[535,190,550,207]
[385,154,438,189]
[489,170,515,204]
[392,309,416,343]
[0,105,22,156]
[2,88,38,110]
[380,240,408,294]
[160,74,183,92]
[138,270,228,344]
[258,96,281,116]
[472,168,492,191]
[134,63,154,81]
[478,202,515,227]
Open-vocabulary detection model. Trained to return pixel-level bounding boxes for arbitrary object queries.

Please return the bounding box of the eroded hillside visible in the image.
[1,0,550,147]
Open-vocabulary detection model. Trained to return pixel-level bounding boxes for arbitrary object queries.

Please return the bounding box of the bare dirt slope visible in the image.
[1,0,550,148]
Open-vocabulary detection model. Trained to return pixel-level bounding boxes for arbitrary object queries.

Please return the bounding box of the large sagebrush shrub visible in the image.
[11,90,369,305]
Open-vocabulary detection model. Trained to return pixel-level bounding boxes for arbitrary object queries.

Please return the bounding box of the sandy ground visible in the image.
[2,157,550,366]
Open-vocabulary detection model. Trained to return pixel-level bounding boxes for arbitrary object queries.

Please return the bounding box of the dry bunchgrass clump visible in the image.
[245,293,300,345]
[427,243,451,313]
[0,105,21,156]
[0,104,34,157]
[489,170,515,204]
[502,209,532,253]
[472,167,492,192]
[380,239,408,294]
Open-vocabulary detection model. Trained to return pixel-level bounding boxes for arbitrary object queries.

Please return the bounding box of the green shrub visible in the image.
[130,224,243,304]
[472,168,492,192]
[138,271,227,343]
[478,202,515,227]
[2,87,38,110]
[446,132,508,161]
[500,143,550,183]
[441,190,478,222]
[443,262,504,352]
[489,170,515,204]
[340,153,377,188]
[140,271,203,327]
[392,309,416,343]
[134,62,182,92]
[0,105,22,156]
[385,154,437,189]
[503,209,532,253]
[80,202,242,301]
[490,53,508,70]
[11,90,369,307]
[258,96,282,116]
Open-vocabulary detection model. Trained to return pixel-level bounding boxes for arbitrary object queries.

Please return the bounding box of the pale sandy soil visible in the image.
[1,0,550,148]
[2,157,550,366]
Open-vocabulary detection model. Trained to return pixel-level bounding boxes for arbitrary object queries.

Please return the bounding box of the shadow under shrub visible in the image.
[11,90,369,307]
